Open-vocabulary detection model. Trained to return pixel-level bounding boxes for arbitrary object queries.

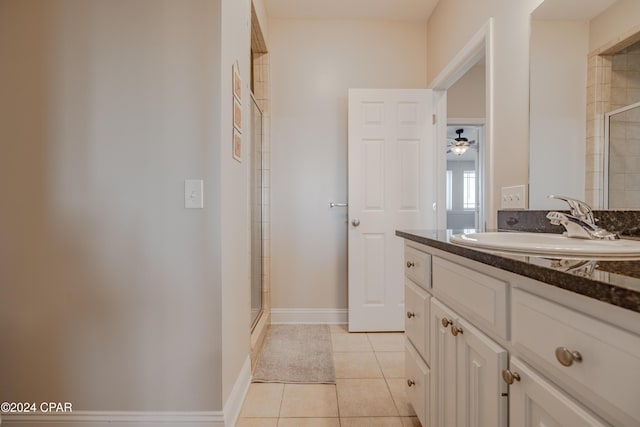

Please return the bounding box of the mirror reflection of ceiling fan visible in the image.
[447,128,476,156]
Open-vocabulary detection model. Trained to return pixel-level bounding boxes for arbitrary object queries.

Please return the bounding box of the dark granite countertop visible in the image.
[396,229,640,314]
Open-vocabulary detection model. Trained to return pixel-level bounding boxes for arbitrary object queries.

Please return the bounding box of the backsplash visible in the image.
[497,210,640,237]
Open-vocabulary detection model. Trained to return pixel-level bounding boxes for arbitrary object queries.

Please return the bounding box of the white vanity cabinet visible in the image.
[506,357,609,427]
[511,288,640,426]
[404,244,508,427]
[430,290,508,427]
[403,245,432,426]
[401,238,640,427]
[406,340,430,425]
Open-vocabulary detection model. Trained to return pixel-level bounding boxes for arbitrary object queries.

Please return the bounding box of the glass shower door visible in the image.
[605,101,640,209]
[250,94,264,329]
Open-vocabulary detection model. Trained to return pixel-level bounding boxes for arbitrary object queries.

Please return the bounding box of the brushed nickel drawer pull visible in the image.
[502,369,521,385]
[451,325,463,336]
[555,347,583,367]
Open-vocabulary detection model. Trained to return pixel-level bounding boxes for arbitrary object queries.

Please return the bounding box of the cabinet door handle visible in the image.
[406,261,415,268]
[406,311,416,319]
[555,347,583,367]
[451,325,463,336]
[351,218,360,227]
[441,318,453,328]
[407,379,416,387]
[502,369,521,385]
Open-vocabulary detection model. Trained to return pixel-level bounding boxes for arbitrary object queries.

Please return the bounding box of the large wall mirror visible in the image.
[528,0,640,210]
[446,60,486,230]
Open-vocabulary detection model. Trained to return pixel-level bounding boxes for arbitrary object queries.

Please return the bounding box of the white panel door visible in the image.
[348,89,435,332]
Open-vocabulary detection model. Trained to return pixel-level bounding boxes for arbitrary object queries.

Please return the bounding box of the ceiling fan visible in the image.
[447,128,476,156]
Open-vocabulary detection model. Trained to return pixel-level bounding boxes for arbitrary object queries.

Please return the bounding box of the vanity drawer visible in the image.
[406,339,429,427]
[405,246,431,290]
[432,256,508,339]
[405,279,430,362]
[512,289,640,426]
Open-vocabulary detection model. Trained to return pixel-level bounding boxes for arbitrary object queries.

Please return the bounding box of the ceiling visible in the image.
[265,0,440,22]
[266,0,617,22]
[532,0,617,21]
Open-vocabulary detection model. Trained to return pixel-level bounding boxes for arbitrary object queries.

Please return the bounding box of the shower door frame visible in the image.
[603,100,640,209]
[249,92,265,331]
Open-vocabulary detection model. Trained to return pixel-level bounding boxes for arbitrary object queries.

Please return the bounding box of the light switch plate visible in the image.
[185,179,204,209]
[501,185,526,209]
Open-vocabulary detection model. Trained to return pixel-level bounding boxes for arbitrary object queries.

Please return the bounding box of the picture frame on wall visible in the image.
[233,127,242,162]
[233,97,242,133]
[232,61,242,162]
[233,62,242,101]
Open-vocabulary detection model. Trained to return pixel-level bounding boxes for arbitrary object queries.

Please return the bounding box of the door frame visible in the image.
[447,119,485,230]
[430,18,494,230]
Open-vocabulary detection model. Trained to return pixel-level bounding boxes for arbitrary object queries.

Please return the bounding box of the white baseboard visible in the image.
[0,411,224,426]
[271,308,348,324]
[223,355,251,427]
[1,358,252,427]
[1,361,252,427]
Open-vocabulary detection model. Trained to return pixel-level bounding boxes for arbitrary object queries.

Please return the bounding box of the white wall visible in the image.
[0,0,226,413]
[269,19,427,312]
[529,20,588,208]
[428,0,544,225]
[220,0,252,406]
[448,64,486,119]
[590,0,640,51]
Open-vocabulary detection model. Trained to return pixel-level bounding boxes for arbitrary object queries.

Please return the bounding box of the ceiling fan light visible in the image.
[451,145,468,156]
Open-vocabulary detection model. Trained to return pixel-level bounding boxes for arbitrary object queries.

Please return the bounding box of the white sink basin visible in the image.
[450,232,640,259]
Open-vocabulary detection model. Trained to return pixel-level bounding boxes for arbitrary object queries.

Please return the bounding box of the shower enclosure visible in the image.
[250,94,264,329]
[605,101,640,209]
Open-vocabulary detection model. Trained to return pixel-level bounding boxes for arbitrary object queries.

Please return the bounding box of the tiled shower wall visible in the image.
[586,28,640,207]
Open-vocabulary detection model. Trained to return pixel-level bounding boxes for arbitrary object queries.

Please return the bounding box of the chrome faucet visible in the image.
[546,195,618,240]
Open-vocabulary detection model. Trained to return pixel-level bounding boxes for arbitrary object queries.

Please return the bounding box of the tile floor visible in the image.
[236,325,420,427]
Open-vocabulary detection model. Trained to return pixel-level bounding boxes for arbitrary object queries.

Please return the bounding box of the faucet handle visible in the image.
[547,195,594,224]
[546,211,565,226]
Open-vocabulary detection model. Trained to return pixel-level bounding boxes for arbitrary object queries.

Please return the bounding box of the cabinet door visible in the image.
[508,357,610,427]
[431,299,458,427]
[456,318,508,427]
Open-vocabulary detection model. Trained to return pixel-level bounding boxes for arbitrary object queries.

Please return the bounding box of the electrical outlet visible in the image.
[501,185,526,209]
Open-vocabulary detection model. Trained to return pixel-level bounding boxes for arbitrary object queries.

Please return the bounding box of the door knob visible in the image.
[406,261,415,268]
[407,379,416,387]
[351,218,360,227]
[555,347,583,367]
[407,311,416,319]
[502,369,521,385]
[451,325,463,336]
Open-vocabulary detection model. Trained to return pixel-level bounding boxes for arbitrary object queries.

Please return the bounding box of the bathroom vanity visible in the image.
[397,229,640,427]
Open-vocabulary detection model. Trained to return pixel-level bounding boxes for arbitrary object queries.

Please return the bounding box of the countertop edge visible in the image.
[396,230,640,313]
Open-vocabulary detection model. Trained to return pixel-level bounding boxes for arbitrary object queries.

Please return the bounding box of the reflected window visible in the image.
[463,170,476,210]
[446,170,453,211]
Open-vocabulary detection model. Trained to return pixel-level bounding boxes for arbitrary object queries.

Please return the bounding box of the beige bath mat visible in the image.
[252,324,336,384]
